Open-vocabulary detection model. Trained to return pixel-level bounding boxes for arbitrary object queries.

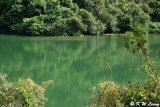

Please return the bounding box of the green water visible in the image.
[0,34,159,107]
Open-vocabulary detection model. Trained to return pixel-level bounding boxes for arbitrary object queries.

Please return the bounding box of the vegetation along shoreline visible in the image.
[0,0,160,36]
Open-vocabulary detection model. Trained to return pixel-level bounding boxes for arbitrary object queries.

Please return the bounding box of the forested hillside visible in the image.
[0,0,159,36]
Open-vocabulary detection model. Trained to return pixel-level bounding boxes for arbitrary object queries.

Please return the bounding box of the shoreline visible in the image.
[0,33,159,38]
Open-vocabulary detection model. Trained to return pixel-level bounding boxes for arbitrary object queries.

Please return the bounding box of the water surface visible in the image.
[0,34,159,107]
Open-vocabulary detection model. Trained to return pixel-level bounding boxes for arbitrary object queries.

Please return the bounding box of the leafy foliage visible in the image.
[88,78,160,107]
[79,9,105,35]
[149,22,160,33]
[0,74,53,106]
[0,0,160,35]
[148,0,160,22]
[88,22,160,107]
[21,16,45,36]
[117,22,159,79]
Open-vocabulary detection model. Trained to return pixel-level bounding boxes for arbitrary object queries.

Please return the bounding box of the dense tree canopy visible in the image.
[0,0,159,36]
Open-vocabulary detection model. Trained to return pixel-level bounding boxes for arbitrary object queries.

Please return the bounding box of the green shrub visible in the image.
[65,16,87,36]
[149,22,160,33]
[79,9,106,35]
[60,7,75,18]
[104,4,120,33]
[10,24,21,33]
[21,16,45,36]
[139,3,153,14]
[89,81,124,107]
[148,0,160,22]
[2,4,24,25]
[117,3,150,33]
[44,0,60,14]
[43,18,67,36]
[0,74,53,106]
[43,16,86,36]
[60,0,73,7]
[88,78,160,107]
